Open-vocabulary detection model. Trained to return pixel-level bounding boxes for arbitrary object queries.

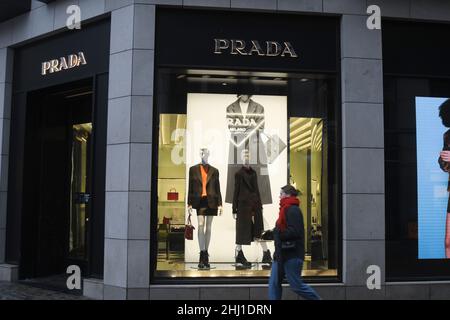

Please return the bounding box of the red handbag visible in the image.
[167,188,179,201]
[162,216,172,225]
[185,213,195,240]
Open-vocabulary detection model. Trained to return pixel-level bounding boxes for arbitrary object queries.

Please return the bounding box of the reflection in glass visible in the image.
[69,123,92,260]
[157,115,187,267]
[289,118,326,270]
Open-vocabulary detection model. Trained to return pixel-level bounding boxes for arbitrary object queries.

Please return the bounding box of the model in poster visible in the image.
[188,148,223,269]
[225,94,272,205]
[438,99,450,259]
[232,150,272,269]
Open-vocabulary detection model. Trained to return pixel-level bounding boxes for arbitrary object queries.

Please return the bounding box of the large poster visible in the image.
[416,97,450,259]
[185,94,288,263]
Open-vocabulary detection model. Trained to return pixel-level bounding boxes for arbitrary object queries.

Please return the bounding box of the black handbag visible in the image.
[260,229,274,241]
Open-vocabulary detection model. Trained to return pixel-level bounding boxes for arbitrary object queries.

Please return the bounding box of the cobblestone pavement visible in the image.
[0,282,89,300]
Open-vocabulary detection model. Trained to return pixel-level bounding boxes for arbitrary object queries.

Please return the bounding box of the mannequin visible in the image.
[232,149,272,269]
[188,148,223,269]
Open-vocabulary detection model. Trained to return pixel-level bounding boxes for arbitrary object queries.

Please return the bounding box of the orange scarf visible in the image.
[200,165,208,196]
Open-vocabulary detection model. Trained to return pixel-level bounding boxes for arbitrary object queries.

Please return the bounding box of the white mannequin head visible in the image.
[200,148,210,164]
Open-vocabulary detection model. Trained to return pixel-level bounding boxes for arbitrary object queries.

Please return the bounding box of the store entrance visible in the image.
[21,79,93,283]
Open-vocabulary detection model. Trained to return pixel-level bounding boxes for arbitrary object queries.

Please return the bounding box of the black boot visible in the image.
[262,250,272,270]
[198,251,205,269]
[262,250,272,264]
[203,250,210,269]
[235,250,252,269]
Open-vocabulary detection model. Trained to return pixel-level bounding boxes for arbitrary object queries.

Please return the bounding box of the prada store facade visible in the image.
[0,3,344,298]
[5,0,450,301]
[0,0,408,300]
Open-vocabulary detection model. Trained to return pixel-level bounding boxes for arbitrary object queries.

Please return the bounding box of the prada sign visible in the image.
[214,39,298,58]
[41,52,87,76]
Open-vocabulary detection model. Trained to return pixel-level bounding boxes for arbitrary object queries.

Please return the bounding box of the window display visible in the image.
[153,69,339,279]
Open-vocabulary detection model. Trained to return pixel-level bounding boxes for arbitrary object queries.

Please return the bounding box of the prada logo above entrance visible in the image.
[41,52,87,76]
[214,39,299,58]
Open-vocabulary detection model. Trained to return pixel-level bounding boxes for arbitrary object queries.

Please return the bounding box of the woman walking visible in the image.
[268,185,321,300]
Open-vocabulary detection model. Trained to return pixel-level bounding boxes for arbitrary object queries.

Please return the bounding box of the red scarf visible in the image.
[276,196,300,232]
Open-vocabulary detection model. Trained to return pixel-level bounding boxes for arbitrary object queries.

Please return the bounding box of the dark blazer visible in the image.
[188,164,222,210]
[233,166,264,244]
[232,166,262,214]
[273,205,305,262]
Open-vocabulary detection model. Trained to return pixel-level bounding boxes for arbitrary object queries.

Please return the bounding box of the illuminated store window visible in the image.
[152,69,339,280]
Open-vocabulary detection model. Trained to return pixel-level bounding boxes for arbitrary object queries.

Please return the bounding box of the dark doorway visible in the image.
[20,79,94,282]
[5,20,110,291]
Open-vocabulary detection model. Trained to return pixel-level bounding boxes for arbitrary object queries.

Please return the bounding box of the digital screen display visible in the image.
[416,97,450,259]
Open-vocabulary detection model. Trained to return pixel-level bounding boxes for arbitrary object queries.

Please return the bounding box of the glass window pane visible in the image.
[153,69,339,280]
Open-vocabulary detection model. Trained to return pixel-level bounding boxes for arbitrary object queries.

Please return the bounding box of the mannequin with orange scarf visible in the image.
[188,148,223,269]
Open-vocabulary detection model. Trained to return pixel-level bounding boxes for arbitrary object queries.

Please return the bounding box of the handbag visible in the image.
[162,216,172,225]
[167,188,179,201]
[184,212,195,240]
[260,229,274,241]
[261,132,287,164]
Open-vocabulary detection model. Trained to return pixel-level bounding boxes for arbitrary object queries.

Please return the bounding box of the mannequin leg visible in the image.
[197,215,206,252]
[260,241,268,252]
[259,238,272,265]
[446,213,450,259]
[204,216,214,251]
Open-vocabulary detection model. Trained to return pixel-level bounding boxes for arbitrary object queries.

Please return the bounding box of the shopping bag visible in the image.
[167,188,179,201]
[184,212,195,240]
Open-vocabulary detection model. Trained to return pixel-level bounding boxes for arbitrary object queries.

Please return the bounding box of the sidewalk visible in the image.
[0,282,89,300]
